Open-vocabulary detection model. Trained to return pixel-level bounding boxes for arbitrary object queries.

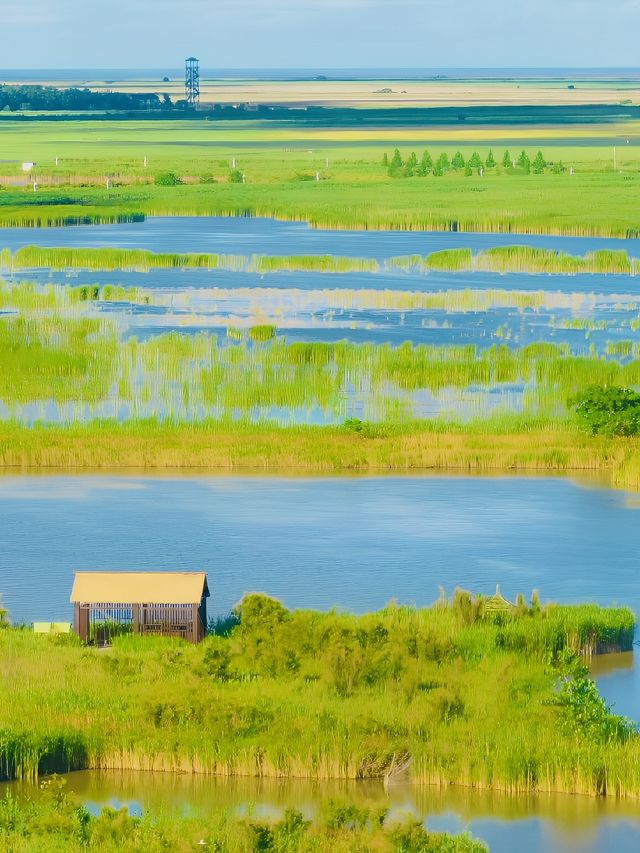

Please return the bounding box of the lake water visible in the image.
[2,216,640,257]
[3,473,638,626]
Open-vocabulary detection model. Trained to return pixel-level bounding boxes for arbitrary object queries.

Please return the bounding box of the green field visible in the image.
[0,120,639,235]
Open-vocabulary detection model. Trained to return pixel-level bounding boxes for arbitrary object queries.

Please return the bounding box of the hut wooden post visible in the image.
[192,603,199,643]
[74,603,89,642]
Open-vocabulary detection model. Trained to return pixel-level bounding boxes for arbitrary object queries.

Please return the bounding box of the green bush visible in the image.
[154,172,180,186]
[570,386,640,436]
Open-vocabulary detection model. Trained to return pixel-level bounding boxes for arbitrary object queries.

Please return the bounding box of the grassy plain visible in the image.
[9,73,640,107]
[0,120,639,235]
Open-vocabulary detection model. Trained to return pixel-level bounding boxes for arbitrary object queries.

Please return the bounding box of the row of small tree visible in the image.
[382,148,558,177]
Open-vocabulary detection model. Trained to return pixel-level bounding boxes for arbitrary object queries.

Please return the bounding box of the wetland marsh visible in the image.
[3,91,640,852]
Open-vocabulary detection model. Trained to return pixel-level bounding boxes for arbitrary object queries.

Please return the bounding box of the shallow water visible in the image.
[4,218,640,425]
[5,769,640,853]
[15,266,640,352]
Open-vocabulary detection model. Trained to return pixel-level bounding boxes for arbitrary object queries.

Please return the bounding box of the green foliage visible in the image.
[436,152,450,172]
[570,386,640,436]
[229,169,245,183]
[502,149,512,168]
[451,152,465,170]
[468,152,483,169]
[420,150,433,174]
[517,150,531,173]
[248,325,277,342]
[485,149,496,168]
[154,171,180,186]
[556,657,636,748]
[532,151,547,174]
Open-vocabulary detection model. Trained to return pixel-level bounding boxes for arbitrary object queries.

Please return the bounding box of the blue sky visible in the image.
[1,0,638,69]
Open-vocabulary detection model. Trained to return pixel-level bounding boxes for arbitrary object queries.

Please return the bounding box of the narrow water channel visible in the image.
[5,770,640,853]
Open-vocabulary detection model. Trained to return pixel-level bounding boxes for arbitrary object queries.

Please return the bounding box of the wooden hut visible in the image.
[70,572,209,645]
[484,584,515,615]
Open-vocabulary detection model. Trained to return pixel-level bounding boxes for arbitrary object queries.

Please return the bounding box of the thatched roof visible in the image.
[70,572,209,605]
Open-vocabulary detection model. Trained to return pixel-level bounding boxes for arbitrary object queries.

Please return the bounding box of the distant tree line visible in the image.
[382,148,565,177]
[0,85,176,112]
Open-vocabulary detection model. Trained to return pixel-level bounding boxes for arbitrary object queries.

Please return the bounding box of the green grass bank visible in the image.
[0,595,635,800]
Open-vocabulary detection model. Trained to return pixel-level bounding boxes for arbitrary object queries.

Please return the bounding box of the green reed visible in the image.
[0,595,635,801]
[5,244,640,276]
[4,299,640,420]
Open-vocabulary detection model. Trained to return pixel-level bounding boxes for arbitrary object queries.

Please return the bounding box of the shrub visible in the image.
[570,386,640,436]
[154,172,180,186]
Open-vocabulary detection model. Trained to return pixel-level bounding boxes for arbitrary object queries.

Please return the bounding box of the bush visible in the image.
[570,385,640,436]
[154,172,180,186]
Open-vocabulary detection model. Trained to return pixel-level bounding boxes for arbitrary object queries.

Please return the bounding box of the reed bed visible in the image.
[7,247,381,275]
[3,419,640,495]
[3,286,640,479]
[0,596,635,802]
[423,247,640,276]
[6,244,640,277]
[4,289,640,426]
[6,312,640,421]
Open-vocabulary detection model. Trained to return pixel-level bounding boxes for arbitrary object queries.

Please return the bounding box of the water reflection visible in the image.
[591,651,640,722]
[6,770,640,853]
[11,266,640,352]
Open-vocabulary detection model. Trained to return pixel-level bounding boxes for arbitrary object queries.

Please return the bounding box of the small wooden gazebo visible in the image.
[71,572,209,645]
